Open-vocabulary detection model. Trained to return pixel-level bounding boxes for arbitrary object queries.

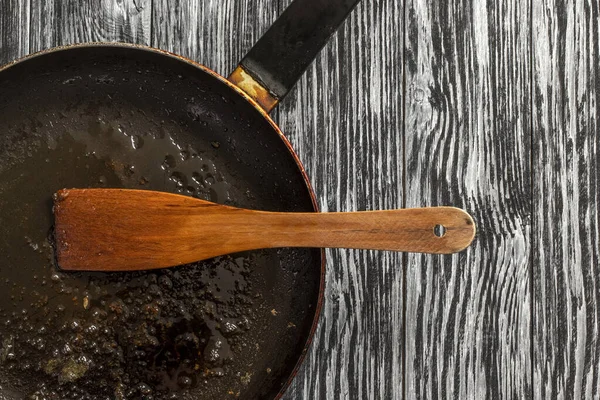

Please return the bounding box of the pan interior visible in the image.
[0,46,320,400]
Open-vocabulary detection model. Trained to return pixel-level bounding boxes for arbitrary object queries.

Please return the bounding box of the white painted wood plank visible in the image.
[0,0,29,64]
[404,0,532,398]
[532,0,600,398]
[30,0,151,52]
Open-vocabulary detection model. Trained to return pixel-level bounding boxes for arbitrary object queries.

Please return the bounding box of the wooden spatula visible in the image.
[53,189,476,271]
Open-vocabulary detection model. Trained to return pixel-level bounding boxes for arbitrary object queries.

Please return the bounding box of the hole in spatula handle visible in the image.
[434,224,446,238]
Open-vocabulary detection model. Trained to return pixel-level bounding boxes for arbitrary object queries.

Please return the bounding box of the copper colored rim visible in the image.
[0,42,327,400]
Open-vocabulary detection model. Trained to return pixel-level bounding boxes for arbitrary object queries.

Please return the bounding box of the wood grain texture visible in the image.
[30,0,151,52]
[404,0,532,398]
[151,0,278,78]
[276,1,405,399]
[0,0,29,64]
[532,0,600,398]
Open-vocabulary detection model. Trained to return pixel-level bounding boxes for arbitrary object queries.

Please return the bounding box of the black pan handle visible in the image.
[228,0,361,113]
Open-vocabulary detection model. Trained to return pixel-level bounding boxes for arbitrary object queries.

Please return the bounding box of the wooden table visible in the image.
[1,0,598,398]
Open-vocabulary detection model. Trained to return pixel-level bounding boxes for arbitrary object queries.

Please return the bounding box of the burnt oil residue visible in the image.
[0,122,258,399]
[0,47,321,400]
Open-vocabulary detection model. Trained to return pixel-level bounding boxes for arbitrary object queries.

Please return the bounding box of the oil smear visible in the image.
[75,117,232,204]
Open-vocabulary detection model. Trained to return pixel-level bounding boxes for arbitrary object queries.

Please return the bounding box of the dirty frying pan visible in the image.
[0,0,439,399]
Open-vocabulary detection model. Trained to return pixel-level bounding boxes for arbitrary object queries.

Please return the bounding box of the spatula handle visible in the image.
[249,207,475,254]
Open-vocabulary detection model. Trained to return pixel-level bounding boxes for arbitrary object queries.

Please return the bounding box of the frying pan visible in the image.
[0,0,379,398]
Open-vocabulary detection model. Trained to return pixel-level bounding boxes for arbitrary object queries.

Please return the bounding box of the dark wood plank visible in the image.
[151,0,278,78]
[404,0,532,398]
[532,0,600,398]
[0,0,29,64]
[276,1,404,399]
[30,0,151,52]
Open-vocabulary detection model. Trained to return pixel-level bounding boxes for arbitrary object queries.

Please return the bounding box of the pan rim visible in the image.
[0,42,326,400]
